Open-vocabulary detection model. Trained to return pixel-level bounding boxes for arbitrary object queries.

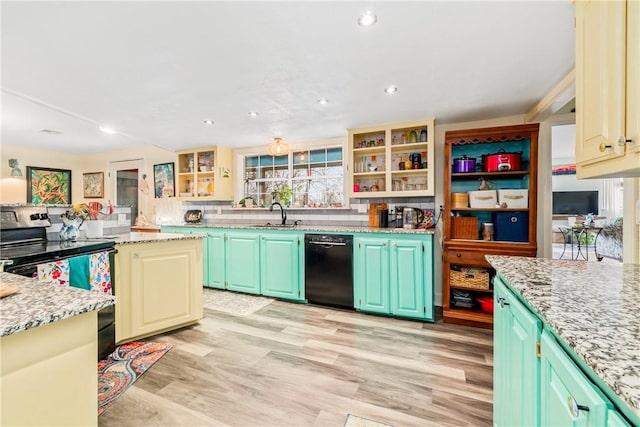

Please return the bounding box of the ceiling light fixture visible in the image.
[99,126,118,134]
[358,11,377,26]
[267,137,290,157]
[203,120,214,125]
[317,98,329,105]
[384,86,398,94]
[248,112,259,117]
[39,129,63,135]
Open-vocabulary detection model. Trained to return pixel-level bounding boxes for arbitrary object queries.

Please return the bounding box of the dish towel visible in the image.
[90,251,112,294]
[37,260,70,286]
[69,255,91,290]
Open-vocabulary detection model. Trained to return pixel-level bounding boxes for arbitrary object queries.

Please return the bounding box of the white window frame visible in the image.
[233,136,347,207]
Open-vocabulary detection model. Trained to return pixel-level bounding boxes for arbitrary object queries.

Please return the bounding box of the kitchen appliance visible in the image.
[493,211,528,242]
[402,207,424,229]
[452,155,476,173]
[184,209,203,224]
[0,205,117,360]
[483,149,522,172]
[304,234,353,309]
[378,209,389,228]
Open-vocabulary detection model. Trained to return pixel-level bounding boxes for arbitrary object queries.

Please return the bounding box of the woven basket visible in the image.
[450,269,490,290]
[451,216,478,239]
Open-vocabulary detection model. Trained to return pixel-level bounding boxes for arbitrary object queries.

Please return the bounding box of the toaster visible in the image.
[184,210,202,224]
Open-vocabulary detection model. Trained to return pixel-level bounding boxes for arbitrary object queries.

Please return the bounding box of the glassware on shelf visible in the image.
[420,129,427,142]
[409,130,418,143]
[401,132,408,144]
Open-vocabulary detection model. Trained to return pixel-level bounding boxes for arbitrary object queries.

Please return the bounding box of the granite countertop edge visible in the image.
[0,273,117,337]
[114,232,207,244]
[159,223,436,235]
[485,255,640,420]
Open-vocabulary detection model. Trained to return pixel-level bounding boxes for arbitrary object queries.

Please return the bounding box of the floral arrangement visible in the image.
[61,202,114,221]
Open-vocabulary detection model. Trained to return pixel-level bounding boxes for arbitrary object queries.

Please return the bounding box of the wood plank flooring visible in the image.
[99,301,493,427]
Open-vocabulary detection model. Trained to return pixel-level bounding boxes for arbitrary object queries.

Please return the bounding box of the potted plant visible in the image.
[272,183,293,207]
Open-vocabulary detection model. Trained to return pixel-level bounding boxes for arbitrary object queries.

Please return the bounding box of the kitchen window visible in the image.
[242,146,344,207]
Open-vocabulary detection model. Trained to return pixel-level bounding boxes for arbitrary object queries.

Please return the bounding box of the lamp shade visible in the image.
[267,137,290,156]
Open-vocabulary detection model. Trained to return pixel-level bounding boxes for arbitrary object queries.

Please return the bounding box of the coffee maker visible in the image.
[402,207,424,229]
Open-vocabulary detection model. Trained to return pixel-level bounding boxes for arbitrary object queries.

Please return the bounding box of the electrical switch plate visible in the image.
[388,203,396,214]
[217,207,222,215]
[118,214,127,225]
[357,204,368,213]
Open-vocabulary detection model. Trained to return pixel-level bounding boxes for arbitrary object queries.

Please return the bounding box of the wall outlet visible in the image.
[357,204,368,213]
[118,214,128,225]
[388,203,396,214]
[217,207,222,215]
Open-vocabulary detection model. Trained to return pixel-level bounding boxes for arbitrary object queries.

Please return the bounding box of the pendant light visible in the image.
[267,137,290,156]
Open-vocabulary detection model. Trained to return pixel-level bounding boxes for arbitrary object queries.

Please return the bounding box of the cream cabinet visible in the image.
[348,118,435,197]
[176,145,234,200]
[115,238,203,343]
[575,0,639,178]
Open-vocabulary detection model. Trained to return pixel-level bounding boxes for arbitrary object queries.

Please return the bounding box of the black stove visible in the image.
[1,205,117,360]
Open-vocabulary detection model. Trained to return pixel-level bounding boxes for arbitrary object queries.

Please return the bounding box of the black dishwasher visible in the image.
[304,234,353,309]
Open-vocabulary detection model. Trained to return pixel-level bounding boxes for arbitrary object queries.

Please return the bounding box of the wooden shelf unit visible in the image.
[442,123,539,329]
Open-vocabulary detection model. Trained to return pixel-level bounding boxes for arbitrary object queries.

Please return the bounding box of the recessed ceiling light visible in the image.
[317,98,329,105]
[384,86,398,94]
[203,120,214,125]
[358,11,377,26]
[99,126,117,134]
[248,112,259,117]
[39,129,63,135]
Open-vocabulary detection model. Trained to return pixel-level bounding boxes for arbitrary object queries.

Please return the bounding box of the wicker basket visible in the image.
[451,216,478,239]
[450,269,490,290]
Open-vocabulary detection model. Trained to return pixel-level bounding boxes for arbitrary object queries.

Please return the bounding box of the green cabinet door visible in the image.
[354,238,390,314]
[540,329,608,427]
[494,276,541,427]
[207,230,226,289]
[225,232,260,294]
[389,239,425,319]
[260,233,302,300]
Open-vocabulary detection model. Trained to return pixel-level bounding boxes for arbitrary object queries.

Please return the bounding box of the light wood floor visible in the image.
[99,301,493,427]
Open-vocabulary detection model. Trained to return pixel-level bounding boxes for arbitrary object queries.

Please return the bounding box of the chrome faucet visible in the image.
[270,202,287,225]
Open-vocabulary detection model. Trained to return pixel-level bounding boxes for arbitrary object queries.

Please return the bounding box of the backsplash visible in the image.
[176,197,436,227]
[45,205,132,240]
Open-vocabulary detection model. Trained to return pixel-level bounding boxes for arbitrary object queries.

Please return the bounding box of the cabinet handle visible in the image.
[499,298,510,308]
[382,242,387,247]
[618,136,632,146]
[567,396,590,418]
[456,253,461,257]
[598,143,612,152]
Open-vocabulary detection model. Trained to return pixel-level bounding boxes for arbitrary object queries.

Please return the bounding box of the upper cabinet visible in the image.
[575,0,639,178]
[176,146,234,201]
[348,118,435,198]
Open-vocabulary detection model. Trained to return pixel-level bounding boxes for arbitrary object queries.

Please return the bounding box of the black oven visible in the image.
[1,205,117,360]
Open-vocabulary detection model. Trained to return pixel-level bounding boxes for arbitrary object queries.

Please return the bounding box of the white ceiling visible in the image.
[1,1,575,154]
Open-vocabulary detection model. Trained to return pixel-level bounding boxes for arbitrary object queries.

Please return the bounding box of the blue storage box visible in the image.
[493,211,528,242]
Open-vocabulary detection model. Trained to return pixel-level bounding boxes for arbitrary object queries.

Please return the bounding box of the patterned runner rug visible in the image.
[98,341,173,415]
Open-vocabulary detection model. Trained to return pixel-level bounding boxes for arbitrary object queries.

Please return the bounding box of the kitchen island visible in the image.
[114,232,204,343]
[486,256,639,426]
[0,272,116,427]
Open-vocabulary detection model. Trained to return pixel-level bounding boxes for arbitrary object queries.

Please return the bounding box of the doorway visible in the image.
[109,159,143,226]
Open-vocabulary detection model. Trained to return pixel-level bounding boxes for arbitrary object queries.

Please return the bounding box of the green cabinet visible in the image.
[354,234,433,320]
[207,230,225,289]
[493,276,541,427]
[355,238,390,314]
[225,232,260,294]
[260,232,303,301]
[540,329,608,427]
[494,275,632,427]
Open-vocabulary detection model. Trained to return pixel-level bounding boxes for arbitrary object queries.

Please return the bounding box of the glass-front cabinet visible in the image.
[176,146,233,201]
[348,118,435,197]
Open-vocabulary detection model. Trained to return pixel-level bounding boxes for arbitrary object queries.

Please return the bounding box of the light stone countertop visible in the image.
[485,256,640,421]
[114,231,207,244]
[0,272,116,337]
[161,223,436,235]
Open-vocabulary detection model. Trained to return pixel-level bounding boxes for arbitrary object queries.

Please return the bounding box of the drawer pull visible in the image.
[568,396,589,418]
[456,253,461,257]
[598,143,612,152]
[617,136,632,146]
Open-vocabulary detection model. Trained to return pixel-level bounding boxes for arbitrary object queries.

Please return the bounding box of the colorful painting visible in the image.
[83,172,104,198]
[153,162,175,198]
[552,164,576,175]
[27,166,72,204]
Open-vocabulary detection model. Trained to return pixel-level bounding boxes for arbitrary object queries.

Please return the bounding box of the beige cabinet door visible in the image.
[575,0,626,167]
[116,239,203,343]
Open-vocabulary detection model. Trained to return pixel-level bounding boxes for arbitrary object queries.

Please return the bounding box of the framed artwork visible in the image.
[83,172,104,198]
[27,166,72,204]
[153,162,175,198]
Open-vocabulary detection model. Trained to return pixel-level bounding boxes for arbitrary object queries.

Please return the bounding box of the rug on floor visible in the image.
[202,288,274,316]
[98,341,173,415]
[344,414,394,427]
